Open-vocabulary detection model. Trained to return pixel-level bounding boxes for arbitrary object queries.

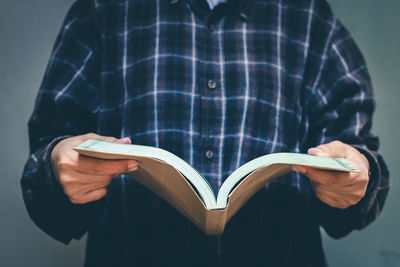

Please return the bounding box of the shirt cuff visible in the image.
[40,135,73,200]
[350,144,382,214]
[315,144,383,230]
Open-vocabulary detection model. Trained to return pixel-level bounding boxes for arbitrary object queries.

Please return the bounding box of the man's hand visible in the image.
[50,133,137,204]
[293,141,370,209]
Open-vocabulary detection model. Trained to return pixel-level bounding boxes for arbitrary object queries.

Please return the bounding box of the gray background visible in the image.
[0,0,398,266]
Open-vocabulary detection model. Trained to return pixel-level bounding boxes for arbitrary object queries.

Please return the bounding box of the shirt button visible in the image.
[207,79,217,90]
[205,150,214,160]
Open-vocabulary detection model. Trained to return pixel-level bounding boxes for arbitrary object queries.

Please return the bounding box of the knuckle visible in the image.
[315,191,325,201]
[92,162,105,175]
[319,195,330,205]
[63,186,77,197]
[333,198,349,209]
[331,140,343,146]
[91,189,107,202]
[59,175,74,186]
[69,196,83,204]
[112,162,127,174]
[316,144,326,151]
[353,190,365,201]
[352,198,361,205]
[98,188,107,197]
[316,192,323,200]
[86,133,98,139]
[345,194,360,206]
[338,203,350,209]
[350,172,358,180]
[347,198,357,206]
[360,175,369,184]
[103,136,118,142]
[58,156,73,169]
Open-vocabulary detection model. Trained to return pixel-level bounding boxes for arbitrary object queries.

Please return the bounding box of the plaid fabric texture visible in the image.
[21,0,389,266]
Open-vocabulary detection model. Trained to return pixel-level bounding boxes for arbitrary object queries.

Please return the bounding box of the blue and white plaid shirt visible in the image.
[22,0,389,266]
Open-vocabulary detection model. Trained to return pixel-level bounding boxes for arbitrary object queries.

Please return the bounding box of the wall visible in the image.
[323,1,400,266]
[0,0,398,266]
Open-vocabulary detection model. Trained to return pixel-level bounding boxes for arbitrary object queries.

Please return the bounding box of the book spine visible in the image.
[203,209,227,235]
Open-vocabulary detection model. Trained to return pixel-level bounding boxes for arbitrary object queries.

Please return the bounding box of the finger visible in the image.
[83,134,132,145]
[59,167,115,184]
[84,188,108,202]
[315,182,354,193]
[63,180,110,199]
[314,188,358,209]
[308,141,348,158]
[306,167,350,185]
[293,166,350,185]
[76,156,138,175]
[61,133,120,153]
[316,183,366,201]
[83,133,119,143]
[314,190,343,208]
[310,178,362,200]
[69,188,108,204]
[114,137,132,144]
[100,136,119,142]
[308,147,330,157]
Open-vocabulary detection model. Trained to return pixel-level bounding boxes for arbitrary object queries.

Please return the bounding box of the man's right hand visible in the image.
[50,133,137,204]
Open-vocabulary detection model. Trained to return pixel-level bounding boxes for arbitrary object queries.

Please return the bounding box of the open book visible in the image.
[74,139,358,235]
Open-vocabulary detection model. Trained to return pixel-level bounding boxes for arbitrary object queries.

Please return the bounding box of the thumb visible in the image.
[114,137,132,144]
[126,160,138,172]
[308,147,329,157]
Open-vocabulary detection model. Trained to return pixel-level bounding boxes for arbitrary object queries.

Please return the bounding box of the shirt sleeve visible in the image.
[21,0,104,244]
[304,18,390,238]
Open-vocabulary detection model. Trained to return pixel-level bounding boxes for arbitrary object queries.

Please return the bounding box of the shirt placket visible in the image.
[197,24,226,195]
[196,15,226,267]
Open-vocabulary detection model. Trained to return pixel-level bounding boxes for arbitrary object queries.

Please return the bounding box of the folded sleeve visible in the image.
[304,18,390,238]
[21,0,105,244]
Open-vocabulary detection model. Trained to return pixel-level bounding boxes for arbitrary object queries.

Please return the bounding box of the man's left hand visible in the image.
[293,141,370,209]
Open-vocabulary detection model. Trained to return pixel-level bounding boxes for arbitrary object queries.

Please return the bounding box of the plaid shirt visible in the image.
[22,0,389,266]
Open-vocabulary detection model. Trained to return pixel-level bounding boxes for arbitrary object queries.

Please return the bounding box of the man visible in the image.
[21,0,389,266]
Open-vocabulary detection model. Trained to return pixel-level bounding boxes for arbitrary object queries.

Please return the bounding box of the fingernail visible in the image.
[308,148,322,156]
[116,137,131,144]
[127,161,137,172]
[293,166,306,174]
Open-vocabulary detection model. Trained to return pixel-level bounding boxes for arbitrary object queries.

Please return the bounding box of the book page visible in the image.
[216,153,358,207]
[75,139,217,207]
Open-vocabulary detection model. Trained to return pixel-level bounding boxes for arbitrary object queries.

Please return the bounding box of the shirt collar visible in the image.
[206,0,228,10]
[170,0,251,22]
